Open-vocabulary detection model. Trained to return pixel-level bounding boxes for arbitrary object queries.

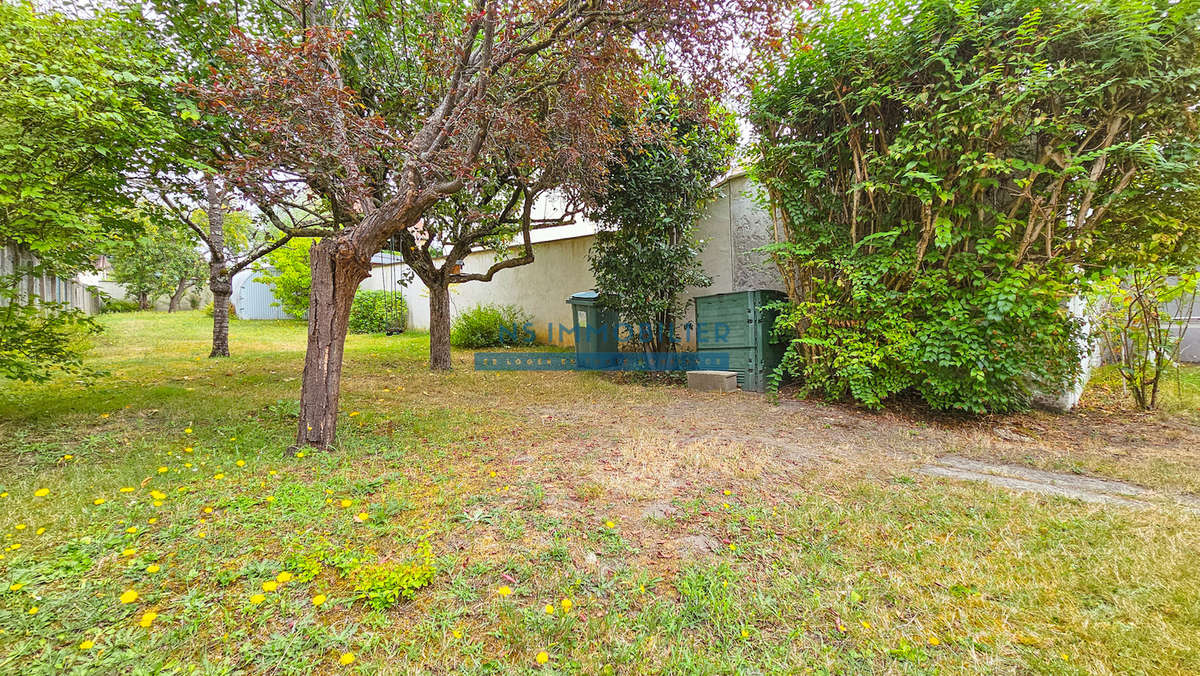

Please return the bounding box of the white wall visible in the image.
[359,174,782,346]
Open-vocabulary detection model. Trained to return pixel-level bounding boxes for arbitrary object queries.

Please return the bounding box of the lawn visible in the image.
[0,311,1197,674]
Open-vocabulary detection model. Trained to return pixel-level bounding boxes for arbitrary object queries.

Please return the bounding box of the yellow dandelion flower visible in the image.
[184,428,192,434]
[64,454,74,460]
[156,466,168,474]
[153,500,163,507]
[0,492,7,497]
[276,571,293,583]
[543,604,554,615]
[9,583,22,591]
[146,564,160,573]
[184,447,193,453]
[119,589,138,604]
[148,518,157,524]
[197,531,206,538]
[120,487,134,493]
[348,411,360,417]
[296,451,306,458]
[269,470,277,476]
[15,524,26,530]
[27,606,38,615]
[604,520,615,529]
[728,543,737,551]
[340,499,352,508]
[723,489,732,495]
[262,580,278,592]
[250,593,266,605]
[561,598,572,612]
[535,651,549,665]
[150,490,166,500]
[489,470,496,477]
[860,620,871,629]
[125,527,138,534]
[266,496,276,503]
[213,473,224,480]
[34,488,49,497]
[121,548,136,557]
[929,636,941,646]
[236,460,245,467]
[203,507,213,514]
[79,640,94,650]
[339,652,355,665]
[138,611,157,627]
[452,628,463,639]
[312,594,327,606]
[356,512,369,522]
[35,528,45,535]
[497,585,512,597]
[230,436,237,441]
[740,628,749,639]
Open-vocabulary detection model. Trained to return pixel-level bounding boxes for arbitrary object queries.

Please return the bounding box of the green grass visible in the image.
[0,311,1197,673]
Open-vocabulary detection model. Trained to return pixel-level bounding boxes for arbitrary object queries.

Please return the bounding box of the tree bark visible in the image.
[295,237,371,450]
[205,179,232,358]
[428,278,452,371]
[210,275,232,358]
[168,278,191,313]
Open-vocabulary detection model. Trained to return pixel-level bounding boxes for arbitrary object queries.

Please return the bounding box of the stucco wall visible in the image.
[359,173,784,347]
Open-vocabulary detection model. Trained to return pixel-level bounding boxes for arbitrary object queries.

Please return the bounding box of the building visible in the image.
[359,171,782,345]
[1,243,101,315]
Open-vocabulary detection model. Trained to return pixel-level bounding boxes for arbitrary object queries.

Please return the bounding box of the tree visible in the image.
[587,80,737,355]
[1092,153,1200,409]
[138,0,326,357]
[159,181,309,356]
[0,4,176,380]
[399,170,573,370]
[749,0,1200,412]
[256,237,317,319]
[107,215,204,311]
[192,0,787,449]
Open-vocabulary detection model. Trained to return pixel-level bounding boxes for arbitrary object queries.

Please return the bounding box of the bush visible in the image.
[449,304,534,348]
[201,301,237,319]
[749,0,1200,413]
[348,290,407,334]
[99,299,140,314]
[254,238,314,318]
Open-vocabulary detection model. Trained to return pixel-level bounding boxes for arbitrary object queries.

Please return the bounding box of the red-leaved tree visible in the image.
[190,0,788,450]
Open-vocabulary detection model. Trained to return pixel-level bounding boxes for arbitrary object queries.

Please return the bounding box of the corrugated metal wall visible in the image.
[0,243,100,314]
[233,271,292,320]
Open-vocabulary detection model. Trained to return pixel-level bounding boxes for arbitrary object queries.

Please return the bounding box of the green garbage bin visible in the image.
[567,291,619,369]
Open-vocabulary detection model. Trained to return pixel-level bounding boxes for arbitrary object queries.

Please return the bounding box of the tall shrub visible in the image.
[255,238,314,319]
[749,0,1200,412]
[587,79,737,353]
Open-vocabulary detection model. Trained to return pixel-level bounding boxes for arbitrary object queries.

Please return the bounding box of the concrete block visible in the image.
[687,370,738,393]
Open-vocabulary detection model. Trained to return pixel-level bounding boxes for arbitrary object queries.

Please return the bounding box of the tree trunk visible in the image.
[137,292,150,311]
[168,278,190,313]
[296,238,370,450]
[428,279,452,371]
[206,179,232,358]
[210,274,232,358]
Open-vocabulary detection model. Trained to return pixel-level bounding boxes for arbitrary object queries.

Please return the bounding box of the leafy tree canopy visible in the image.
[587,77,737,352]
[749,0,1200,412]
